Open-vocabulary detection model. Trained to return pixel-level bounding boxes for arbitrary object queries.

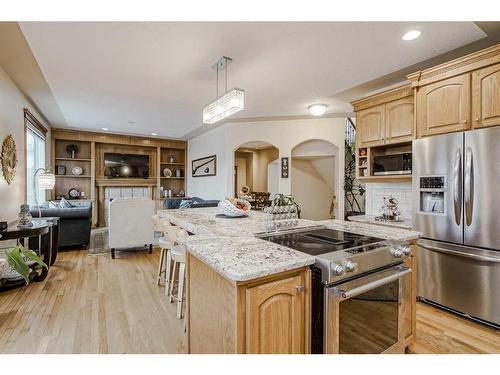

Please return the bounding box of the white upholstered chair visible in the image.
[108,198,155,259]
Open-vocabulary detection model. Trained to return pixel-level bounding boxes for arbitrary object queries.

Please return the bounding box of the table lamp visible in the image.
[33,167,55,218]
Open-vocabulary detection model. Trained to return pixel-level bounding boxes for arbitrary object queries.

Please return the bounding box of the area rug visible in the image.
[87,228,160,255]
[88,227,110,255]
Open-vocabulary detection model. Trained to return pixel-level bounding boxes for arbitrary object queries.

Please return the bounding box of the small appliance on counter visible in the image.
[375,196,402,222]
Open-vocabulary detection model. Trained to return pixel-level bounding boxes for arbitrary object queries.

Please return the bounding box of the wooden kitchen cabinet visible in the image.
[416,73,471,137]
[385,97,414,144]
[472,63,500,129]
[188,254,311,354]
[357,105,385,147]
[402,245,417,347]
[353,86,414,148]
[245,273,306,354]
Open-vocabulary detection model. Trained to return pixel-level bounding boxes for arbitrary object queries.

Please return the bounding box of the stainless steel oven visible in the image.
[324,264,412,354]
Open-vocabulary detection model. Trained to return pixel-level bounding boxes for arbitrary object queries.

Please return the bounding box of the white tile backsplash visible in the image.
[364,182,413,218]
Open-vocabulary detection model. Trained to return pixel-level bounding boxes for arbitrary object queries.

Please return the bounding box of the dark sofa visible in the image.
[30,201,92,248]
[164,197,219,209]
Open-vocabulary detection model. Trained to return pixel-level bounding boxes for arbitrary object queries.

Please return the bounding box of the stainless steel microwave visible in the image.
[373,153,412,176]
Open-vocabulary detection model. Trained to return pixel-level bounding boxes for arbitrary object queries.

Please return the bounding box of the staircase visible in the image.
[344,118,365,219]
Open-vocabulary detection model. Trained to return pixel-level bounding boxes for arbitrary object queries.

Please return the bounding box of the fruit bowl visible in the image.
[218,198,251,217]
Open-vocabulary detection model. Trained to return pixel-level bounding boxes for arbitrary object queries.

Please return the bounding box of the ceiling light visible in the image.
[203,56,245,125]
[402,30,421,41]
[308,104,328,117]
[151,133,157,136]
[101,127,108,131]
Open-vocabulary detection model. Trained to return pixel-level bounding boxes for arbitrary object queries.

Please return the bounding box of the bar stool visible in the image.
[166,230,188,319]
[153,216,176,287]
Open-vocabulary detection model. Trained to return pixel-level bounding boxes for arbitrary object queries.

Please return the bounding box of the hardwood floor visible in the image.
[0,250,498,354]
[0,249,187,354]
[409,302,500,354]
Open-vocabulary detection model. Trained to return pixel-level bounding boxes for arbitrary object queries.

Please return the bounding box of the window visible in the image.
[25,109,48,206]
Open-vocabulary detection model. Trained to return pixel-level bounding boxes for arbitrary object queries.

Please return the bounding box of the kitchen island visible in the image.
[158,207,420,354]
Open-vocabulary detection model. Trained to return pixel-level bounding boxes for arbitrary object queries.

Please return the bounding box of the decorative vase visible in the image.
[18,204,33,227]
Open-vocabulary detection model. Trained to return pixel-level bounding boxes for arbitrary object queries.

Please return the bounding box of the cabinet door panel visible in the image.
[418,74,471,137]
[357,105,385,147]
[245,274,305,354]
[472,63,500,128]
[385,97,414,144]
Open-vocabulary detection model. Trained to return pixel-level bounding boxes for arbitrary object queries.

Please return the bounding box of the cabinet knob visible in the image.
[295,285,305,293]
[462,119,467,124]
[474,118,479,122]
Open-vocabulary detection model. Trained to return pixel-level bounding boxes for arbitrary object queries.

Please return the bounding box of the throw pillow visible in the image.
[59,198,74,208]
[178,199,192,209]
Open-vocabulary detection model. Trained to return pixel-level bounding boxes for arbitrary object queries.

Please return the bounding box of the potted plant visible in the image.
[272,193,301,218]
[2,245,47,284]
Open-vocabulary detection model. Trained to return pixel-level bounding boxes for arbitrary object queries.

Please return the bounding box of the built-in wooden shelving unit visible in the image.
[51,128,187,227]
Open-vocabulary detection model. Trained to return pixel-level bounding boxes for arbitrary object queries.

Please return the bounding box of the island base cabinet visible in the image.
[187,254,311,354]
[245,273,307,354]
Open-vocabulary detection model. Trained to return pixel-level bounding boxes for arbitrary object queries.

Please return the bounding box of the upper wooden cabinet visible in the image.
[357,105,385,147]
[408,44,500,137]
[417,73,471,137]
[353,86,414,148]
[245,273,306,354]
[385,97,415,144]
[472,63,500,128]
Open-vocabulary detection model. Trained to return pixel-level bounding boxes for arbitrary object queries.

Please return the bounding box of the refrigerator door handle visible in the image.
[453,148,462,226]
[418,243,500,263]
[465,147,474,226]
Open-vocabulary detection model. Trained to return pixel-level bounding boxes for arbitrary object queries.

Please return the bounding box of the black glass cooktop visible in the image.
[258,228,384,256]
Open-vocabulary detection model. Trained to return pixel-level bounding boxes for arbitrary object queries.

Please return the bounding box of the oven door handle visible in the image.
[329,266,411,300]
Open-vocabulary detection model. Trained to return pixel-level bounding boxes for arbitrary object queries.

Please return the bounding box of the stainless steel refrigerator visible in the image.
[413,126,500,327]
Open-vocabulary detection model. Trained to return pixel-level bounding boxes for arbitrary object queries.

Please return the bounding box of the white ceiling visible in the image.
[19,22,486,139]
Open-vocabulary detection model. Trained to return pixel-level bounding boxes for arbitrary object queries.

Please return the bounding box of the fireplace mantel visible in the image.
[95,178,157,187]
[96,178,158,226]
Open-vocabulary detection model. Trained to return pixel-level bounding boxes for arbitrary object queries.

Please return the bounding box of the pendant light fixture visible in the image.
[203,56,245,125]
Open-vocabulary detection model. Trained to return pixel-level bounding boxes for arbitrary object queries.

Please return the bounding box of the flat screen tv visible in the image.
[104,153,150,178]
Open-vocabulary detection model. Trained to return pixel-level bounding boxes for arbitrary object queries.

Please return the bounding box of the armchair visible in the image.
[108,198,155,259]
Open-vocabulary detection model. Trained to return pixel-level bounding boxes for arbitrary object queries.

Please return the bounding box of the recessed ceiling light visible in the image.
[101,127,108,131]
[402,30,421,41]
[128,121,135,124]
[151,133,158,136]
[308,104,328,117]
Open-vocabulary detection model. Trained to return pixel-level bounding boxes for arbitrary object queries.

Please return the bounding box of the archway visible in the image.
[233,141,279,202]
[291,139,339,220]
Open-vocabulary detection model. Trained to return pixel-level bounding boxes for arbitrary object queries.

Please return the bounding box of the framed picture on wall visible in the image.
[192,155,216,177]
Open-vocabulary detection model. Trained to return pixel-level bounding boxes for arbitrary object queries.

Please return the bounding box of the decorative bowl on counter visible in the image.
[218,198,251,217]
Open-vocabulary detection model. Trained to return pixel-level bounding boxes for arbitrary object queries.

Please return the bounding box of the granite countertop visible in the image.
[317,219,420,241]
[177,234,316,282]
[158,207,420,282]
[158,207,318,282]
[347,215,413,230]
[158,207,318,236]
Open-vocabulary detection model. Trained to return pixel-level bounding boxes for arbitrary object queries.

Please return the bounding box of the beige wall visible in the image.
[251,148,278,192]
[234,155,248,196]
[0,66,50,222]
[234,148,278,195]
[291,157,336,221]
[188,118,345,218]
